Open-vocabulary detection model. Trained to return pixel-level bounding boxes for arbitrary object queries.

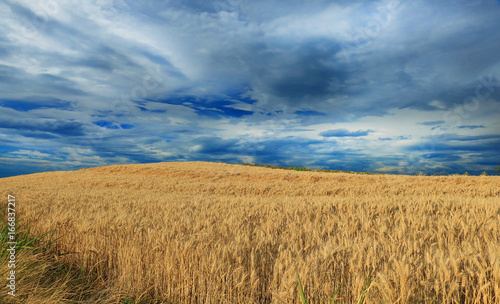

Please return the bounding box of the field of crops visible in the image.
[1,161,499,303]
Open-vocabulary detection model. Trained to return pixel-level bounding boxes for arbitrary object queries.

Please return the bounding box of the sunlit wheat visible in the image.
[0,161,499,303]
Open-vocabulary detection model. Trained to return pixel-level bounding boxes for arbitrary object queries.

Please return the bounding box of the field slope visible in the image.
[1,161,499,303]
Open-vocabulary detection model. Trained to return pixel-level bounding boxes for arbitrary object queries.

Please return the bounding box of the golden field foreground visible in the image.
[1,161,500,303]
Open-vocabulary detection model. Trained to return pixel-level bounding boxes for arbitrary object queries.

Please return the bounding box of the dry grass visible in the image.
[0,161,499,303]
[0,211,107,303]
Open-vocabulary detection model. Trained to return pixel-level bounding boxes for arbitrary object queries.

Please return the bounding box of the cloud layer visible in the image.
[1,0,499,177]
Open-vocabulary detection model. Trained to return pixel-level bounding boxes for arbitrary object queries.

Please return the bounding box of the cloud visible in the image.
[320,129,373,137]
[0,118,86,136]
[421,133,500,142]
[0,0,499,177]
[421,153,462,161]
[378,136,410,141]
[0,99,72,112]
[253,40,348,103]
[457,125,486,129]
[419,121,445,126]
[294,110,328,116]
[189,136,239,154]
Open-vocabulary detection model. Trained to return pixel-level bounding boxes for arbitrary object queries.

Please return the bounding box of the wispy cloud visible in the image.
[320,129,373,138]
[457,125,486,129]
[418,121,445,126]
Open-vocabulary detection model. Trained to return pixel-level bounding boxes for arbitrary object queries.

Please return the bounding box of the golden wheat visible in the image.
[1,161,499,303]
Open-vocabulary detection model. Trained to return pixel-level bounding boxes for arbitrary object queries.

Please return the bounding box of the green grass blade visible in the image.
[326,283,342,303]
[297,272,308,304]
[357,270,373,304]
[430,293,439,304]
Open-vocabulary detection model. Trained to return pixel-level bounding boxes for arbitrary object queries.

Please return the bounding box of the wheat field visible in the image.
[1,161,499,303]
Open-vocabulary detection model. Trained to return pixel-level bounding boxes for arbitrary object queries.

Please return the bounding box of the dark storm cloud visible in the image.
[421,153,463,162]
[405,134,500,174]
[0,99,72,112]
[256,40,347,103]
[0,118,86,136]
[187,135,329,165]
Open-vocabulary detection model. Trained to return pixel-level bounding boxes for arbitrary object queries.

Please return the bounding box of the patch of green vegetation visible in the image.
[234,162,496,176]
[297,271,372,304]
[240,162,383,175]
[0,209,105,303]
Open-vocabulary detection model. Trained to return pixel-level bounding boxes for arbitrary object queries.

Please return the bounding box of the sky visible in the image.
[1,0,500,178]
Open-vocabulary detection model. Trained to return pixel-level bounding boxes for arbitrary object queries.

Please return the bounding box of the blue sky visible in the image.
[1,0,500,177]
